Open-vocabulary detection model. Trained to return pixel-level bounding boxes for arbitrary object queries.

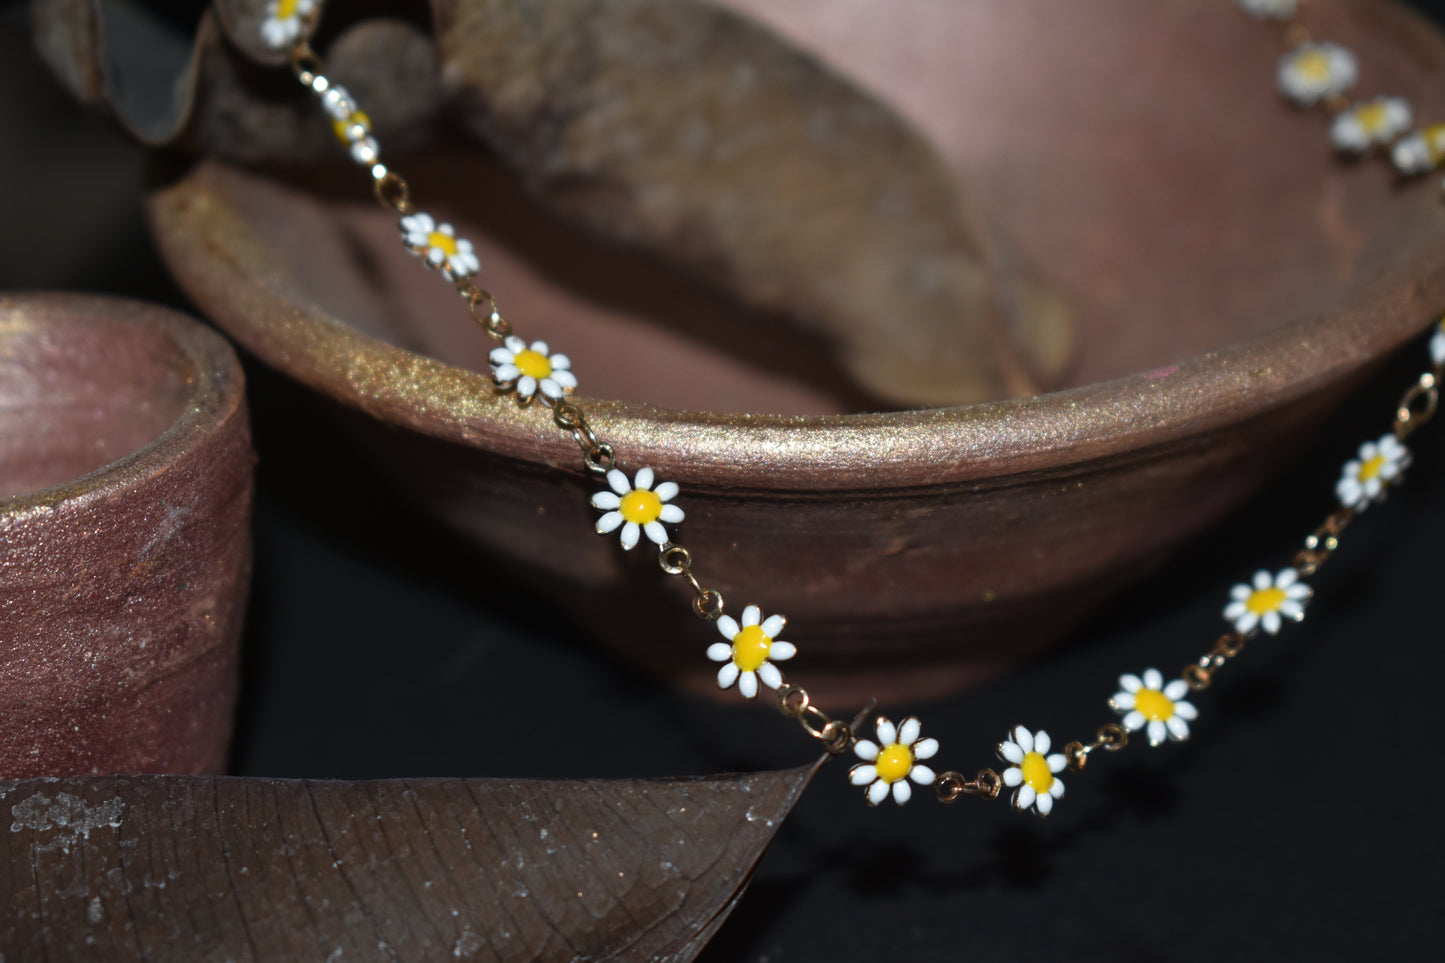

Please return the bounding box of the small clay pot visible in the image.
[146,0,1445,706]
[0,294,253,776]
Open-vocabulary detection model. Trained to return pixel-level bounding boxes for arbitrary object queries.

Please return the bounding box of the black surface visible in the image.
[4,4,1445,960]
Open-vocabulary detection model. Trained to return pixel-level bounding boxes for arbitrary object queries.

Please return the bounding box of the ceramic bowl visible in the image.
[0,294,253,775]
[147,0,1445,705]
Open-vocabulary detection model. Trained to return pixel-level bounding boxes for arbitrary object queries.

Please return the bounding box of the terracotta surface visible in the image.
[144,0,1445,705]
[0,294,253,775]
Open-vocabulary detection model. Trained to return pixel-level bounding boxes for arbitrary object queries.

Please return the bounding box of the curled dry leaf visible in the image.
[28,0,1070,407]
[0,768,818,961]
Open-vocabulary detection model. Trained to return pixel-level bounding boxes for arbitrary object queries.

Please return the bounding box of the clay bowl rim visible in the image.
[0,291,248,518]
[150,158,1445,494]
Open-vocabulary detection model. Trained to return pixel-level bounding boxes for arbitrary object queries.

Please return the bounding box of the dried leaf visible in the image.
[28,0,1071,405]
[0,767,816,961]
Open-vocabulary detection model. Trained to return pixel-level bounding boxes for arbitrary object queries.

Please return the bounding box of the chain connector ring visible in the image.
[934,769,1001,803]
[1184,663,1213,690]
[373,170,413,214]
[1394,372,1438,440]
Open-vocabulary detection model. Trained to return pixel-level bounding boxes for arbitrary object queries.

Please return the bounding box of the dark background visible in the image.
[3,3,1444,960]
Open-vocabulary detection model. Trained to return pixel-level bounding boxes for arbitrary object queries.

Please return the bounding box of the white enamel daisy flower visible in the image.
[1223,568,1311,636]
[488,336,577,403]
[1391,124,1445,174]
[1330,97,1413,154]
[1278,43,1358,106]
[1430,319,1445,366]
[997,726,1066,817]
[1335,433,1410,511]
[592,468,683,550]
[1237,0,1301,19]
[1110,669,1198,747]
[399,212,481,282]
[849,716,939,807]
[707,604,796,699]
[260,0,316,49]
[317,85,378,164]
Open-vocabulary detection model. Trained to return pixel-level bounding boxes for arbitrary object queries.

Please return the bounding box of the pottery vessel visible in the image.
[0,294,253,775]
[146,0,1445,704]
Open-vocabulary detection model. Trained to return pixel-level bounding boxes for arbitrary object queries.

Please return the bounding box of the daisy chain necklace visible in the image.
[257,0,1444,817]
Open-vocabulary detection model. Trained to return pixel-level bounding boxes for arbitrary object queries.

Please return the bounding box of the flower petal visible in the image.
[1014,785,1037,812]
[1174,700,1199,721]
[757,662,783,690]
[1142,668,1164,691]
[634,467,655,491]
[716,616,739,641]
[716,662,739,689]
[849,764,877,786]
[1166,715,1191,741]
[760,615,786,637]
[1034,730,1051,755]
[653,481,679,502]
[1002,766,1023,787]
[876,718,897,746]
[1111,692,1135,711]
[891,781,912,806]
[1035,791,1053,816]
[1163,679,1190,701]
[591,491,621,510]
[619,521,640,551]
[1123,710,1146,732]
[658,504,685,524]
[769,641,796,661]
[643,520,669,545]
[910,765,936,785]
[853,740,879,762]
[898,718,921,746]
[742,605,761,627]
[867,779,890,806]
[913,737,938,760]
[1012,726,1033,753]
[706,642,732,663]
[607,469,631,495]
[595,511,623,534]
[739,671,759,700]
[1120,673,1143,692]
[1147,719,1167,747]
[1000,741,1025,765]
[1046,753,1066,774]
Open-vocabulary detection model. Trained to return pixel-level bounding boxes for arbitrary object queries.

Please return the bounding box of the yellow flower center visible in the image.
[1294,50,1331,83]
[1020,751,1053,793]
[731,625,772,672]
[1245,586,1287,615]
[428,230,459,257]
[277,0,299,19]
[331,110,370,143]
[875,744,913,784]
[1426,124,1445,164]
[1355,102,1389,135]
[1357,453,1387,482]
[1134,688,1175,722]
[513,349,553,380]
[619,489,663,525]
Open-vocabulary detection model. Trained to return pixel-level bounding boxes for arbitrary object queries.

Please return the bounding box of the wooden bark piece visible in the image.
[431,0,1059,405]
[0,768,816,961]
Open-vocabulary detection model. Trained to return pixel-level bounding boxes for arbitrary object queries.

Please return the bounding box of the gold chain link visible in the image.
[774,684,852,754]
